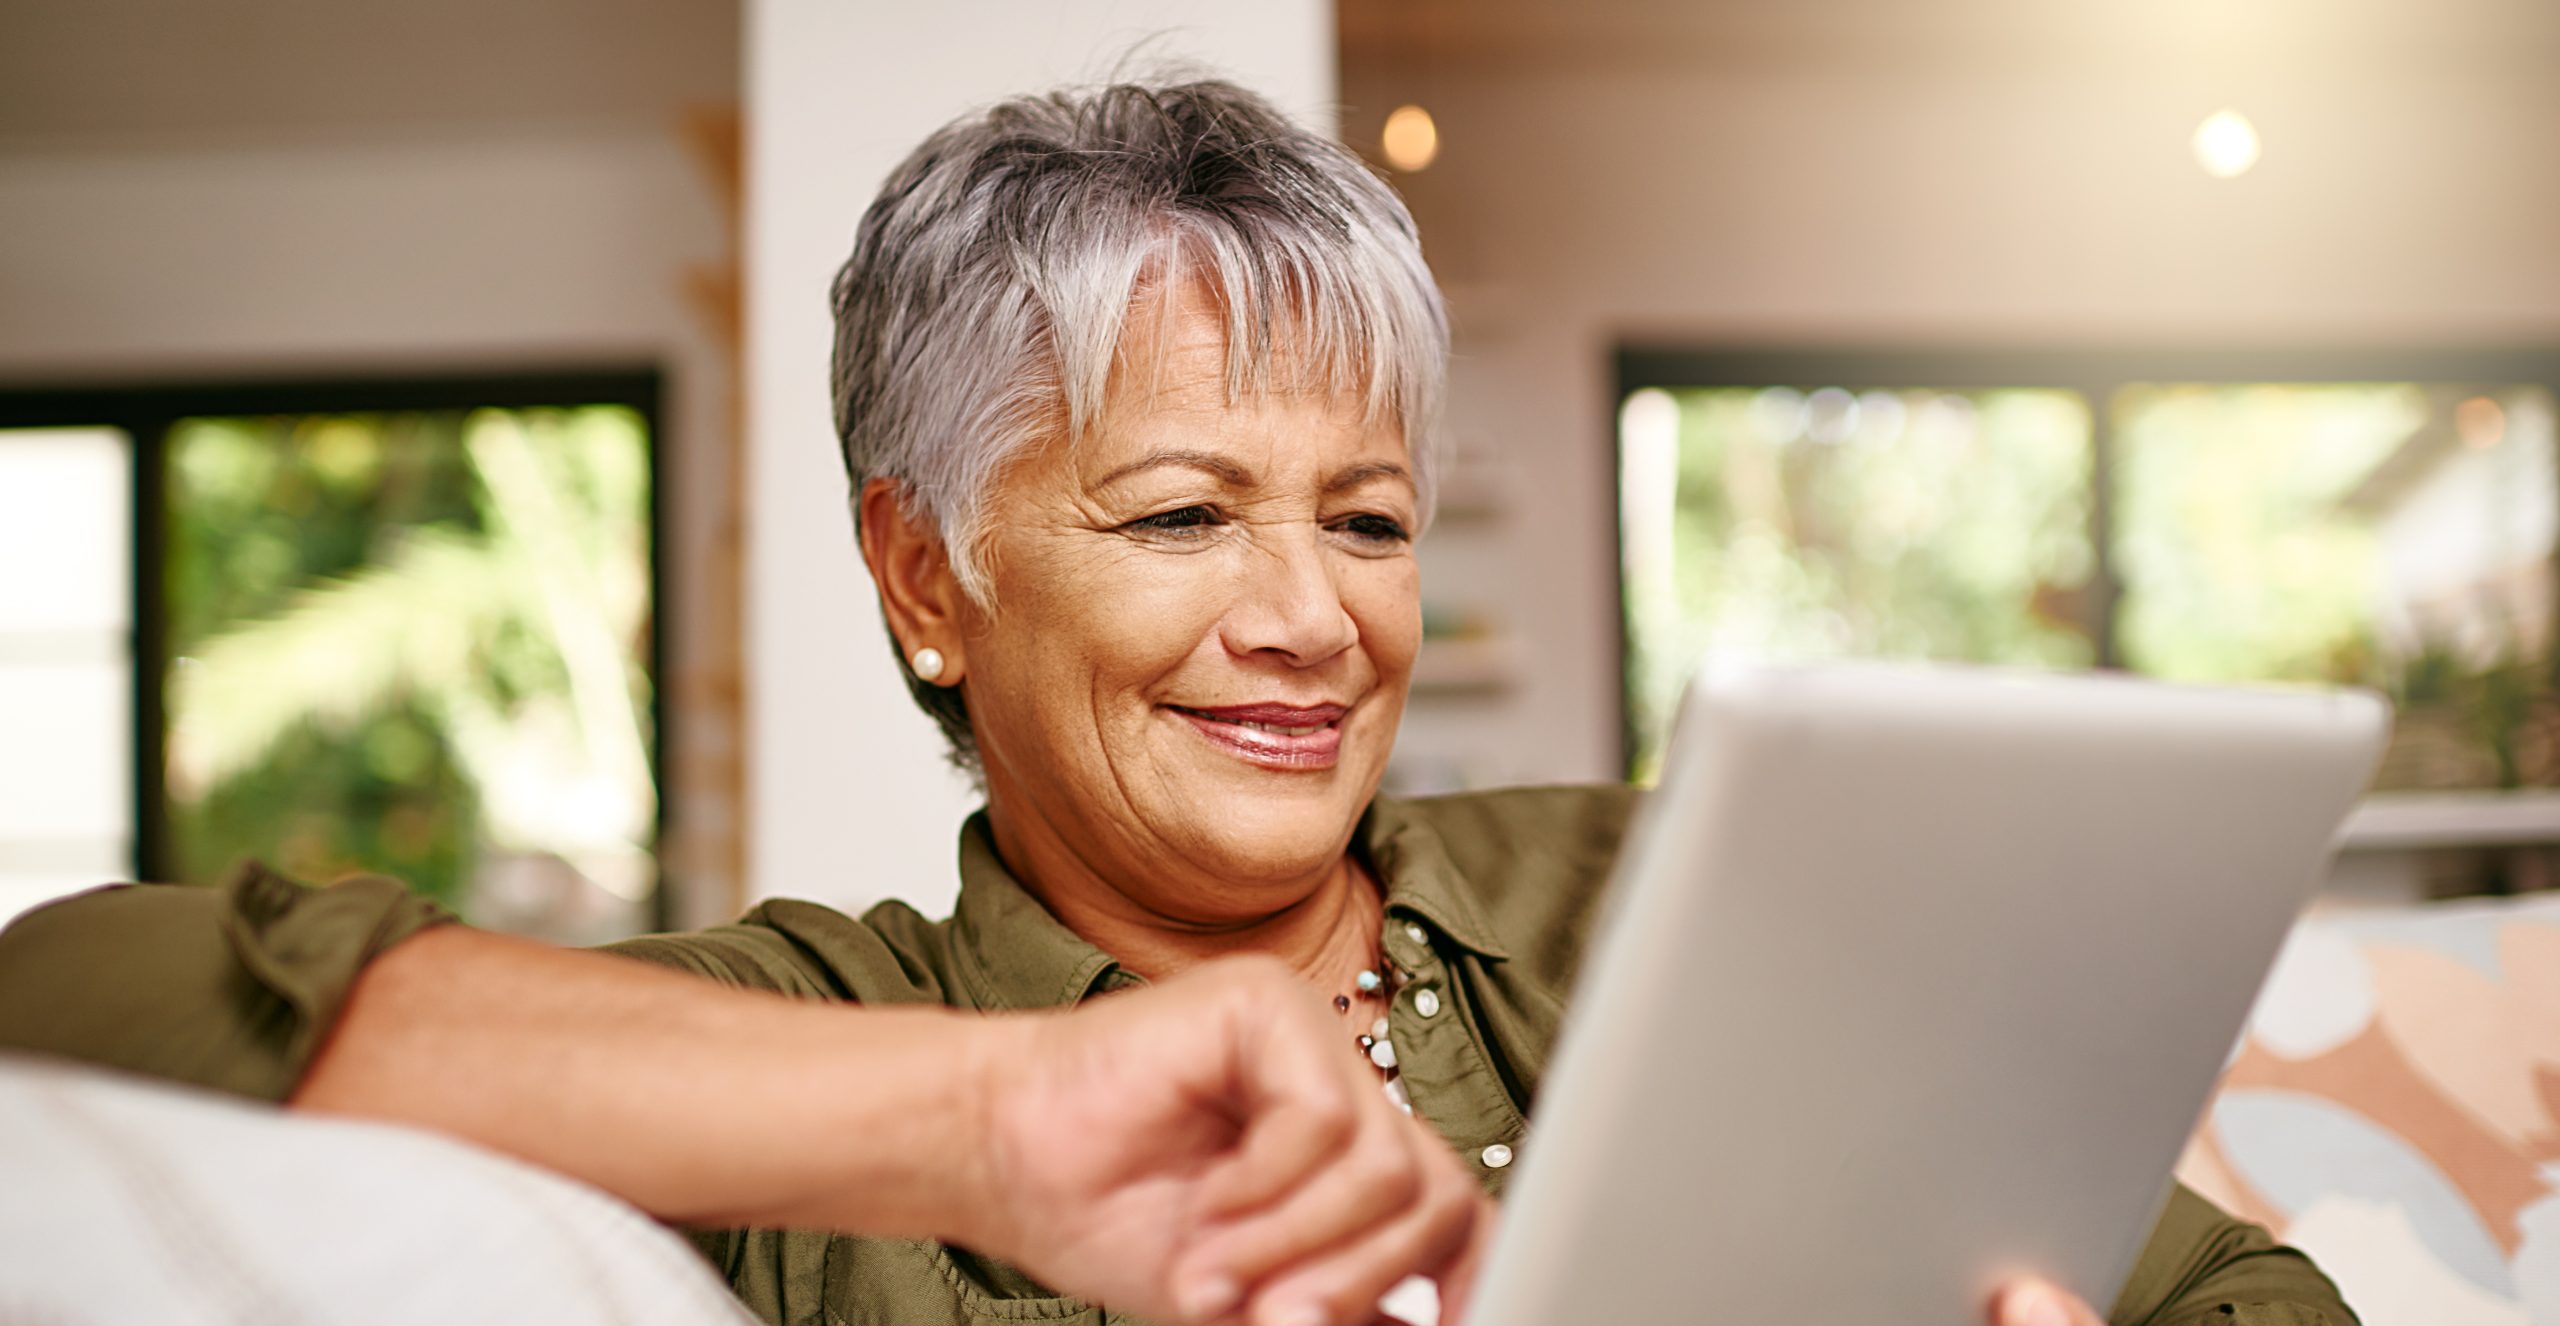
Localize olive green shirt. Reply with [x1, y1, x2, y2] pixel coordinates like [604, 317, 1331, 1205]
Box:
[0, 784, 2355, 1326]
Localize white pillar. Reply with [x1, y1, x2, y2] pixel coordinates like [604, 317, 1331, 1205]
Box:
[743, 2, 1336, 917]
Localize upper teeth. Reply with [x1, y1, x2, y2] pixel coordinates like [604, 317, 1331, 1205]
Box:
[1234, 719, 1325, 737]
[1186, 708, 1328, 736]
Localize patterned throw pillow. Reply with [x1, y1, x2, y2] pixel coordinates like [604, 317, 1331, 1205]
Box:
[2176, 894, 2560, 1326]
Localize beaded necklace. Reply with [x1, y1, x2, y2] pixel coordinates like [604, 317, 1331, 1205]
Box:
[1322, 870, 1417, 1112]
[1335, 947, 1415, 1113]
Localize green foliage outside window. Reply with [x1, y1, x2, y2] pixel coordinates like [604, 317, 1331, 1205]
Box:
[162, 407, 655, 915]
[2111, 384, 2416, 686]
[1621, 386, 2096, 782]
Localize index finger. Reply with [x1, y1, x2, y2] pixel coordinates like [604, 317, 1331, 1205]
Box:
[1188, 969, 1379, 1221]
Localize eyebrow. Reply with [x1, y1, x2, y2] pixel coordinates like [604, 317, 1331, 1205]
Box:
[1322, 461, 1413, 496]
[1091, 450, 1255, 490]
[1088, 451, 1415, 496]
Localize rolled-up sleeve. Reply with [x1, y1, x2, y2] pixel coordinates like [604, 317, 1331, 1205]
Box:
[2111, 1183, 2360, 1326]
[0, 863, 451, 1102]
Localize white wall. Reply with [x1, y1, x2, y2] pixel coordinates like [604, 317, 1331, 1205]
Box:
[0, 133, 718, 375]
[744, 0, 1336, 917]
[1348, 1, 2560, 790]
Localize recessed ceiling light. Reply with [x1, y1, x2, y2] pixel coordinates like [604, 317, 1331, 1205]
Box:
[2456, 396, 2506, 450]
[2193, 109, 2261, 180]
[1382, 104, 1439, 173]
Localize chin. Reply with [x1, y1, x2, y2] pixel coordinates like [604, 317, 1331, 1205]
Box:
[1170, 779, 1374, 888]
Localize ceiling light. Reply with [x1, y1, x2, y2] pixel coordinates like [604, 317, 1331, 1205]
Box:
[2193, 109, 2261, 180]
[2456, 396, 2506, 450]
[1382, 104, 1439, 173]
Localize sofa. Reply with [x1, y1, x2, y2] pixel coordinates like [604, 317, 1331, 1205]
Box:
[2175, 892, 2560, 1325]
[4, 891, 2553, 1325]
[0, 1052, 754, 1325]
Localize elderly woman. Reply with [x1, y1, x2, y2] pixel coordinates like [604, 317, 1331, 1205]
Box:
[0, 80, 2351, 1326]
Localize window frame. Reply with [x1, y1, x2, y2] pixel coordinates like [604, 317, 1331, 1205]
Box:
[0, 368, 668, 922]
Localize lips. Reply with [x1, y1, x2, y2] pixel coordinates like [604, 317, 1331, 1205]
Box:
[1168, 702, 1348, 770]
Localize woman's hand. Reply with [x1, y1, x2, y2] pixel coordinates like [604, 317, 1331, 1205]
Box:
[960, 957, 1492, 1326]
[1991, 1278, 2108, 1326]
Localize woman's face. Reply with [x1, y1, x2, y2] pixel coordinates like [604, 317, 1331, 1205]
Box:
[959, 284, 1422, 922]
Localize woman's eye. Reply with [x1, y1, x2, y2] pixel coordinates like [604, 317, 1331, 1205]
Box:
[1129, 505, 1222, 535]
[1337, 513, 1411, 545]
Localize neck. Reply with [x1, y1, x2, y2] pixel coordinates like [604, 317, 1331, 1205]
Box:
[983, 804, 1381, 991]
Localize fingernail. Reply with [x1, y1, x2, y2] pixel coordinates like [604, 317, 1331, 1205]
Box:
[2009, 1285, 2070, 1326]
[1181, 1273, 1240, 1321]
[1260, 1303, 1327, 1326]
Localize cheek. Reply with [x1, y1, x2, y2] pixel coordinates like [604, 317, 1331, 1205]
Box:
[1345, 557, 1424, 674]
[974, 538, 1233, 715]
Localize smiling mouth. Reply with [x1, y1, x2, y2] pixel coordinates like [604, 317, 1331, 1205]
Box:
[1167, 703, 1348, 770]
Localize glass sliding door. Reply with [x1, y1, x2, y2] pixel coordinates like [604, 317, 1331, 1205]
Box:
[0, 427, 134, 925]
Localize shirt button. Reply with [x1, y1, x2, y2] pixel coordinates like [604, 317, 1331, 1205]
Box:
[1480, 1144, 1513, 1170]
[1403, 922, 1427, 944]
[1414, 989, 1442, 1018]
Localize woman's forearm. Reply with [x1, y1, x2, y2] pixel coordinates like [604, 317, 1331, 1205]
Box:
[292, 924, 1011, 1238]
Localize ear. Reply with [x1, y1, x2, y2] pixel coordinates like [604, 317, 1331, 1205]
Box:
[857, 477, 972, 687]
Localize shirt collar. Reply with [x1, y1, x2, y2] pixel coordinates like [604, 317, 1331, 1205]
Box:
[1360, 796, 1513, 961]
[946, 796, 1512, 1012]
[948, 812, 1125, 1011]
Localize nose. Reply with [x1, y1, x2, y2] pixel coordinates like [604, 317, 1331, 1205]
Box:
[1220, 524, 1359, 667]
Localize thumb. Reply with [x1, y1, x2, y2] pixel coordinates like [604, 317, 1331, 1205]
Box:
[1991, 1279, 2108, 1326]
[1433, 1207, 1492, 1325]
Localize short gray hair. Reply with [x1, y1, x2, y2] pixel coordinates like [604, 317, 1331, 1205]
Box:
[829, 77, 1450, 769]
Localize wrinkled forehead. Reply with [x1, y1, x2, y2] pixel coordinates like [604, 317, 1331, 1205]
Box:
[1008, 221, 1439, 519]
[989, 276, 1415, 507]
[1098, 275, 1376, 430]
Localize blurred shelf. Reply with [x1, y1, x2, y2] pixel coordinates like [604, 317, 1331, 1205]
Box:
[1429, 492, 1508, 524]
[1430, 446, 1511, 524]
[2338, 790, 2560, 851]
[1409, 637, 1517, 695]
[1438, 281, 1523, 345]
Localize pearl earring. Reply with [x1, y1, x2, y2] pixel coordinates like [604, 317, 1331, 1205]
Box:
[911, 647, 945, 683]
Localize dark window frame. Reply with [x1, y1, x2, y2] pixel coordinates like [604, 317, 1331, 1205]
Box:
[0, 367, 669, 925]
[1610, 345, 2560, 777]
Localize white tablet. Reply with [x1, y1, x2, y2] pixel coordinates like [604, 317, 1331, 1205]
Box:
[1470, 661, 2389, 1325]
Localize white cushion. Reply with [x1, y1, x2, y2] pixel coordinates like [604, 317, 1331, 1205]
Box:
[0, 1053, 756, 1325]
